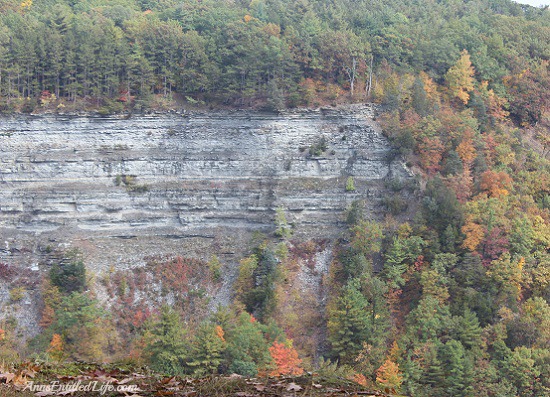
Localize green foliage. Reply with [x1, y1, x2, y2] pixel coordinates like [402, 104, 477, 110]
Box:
[208, 255, 222, 281]
[338, 248, 370, 281]
[327, 277, 390, 367]
[6, 0, 550, 391]
[0, 0, 546, 113]
[187, 322, 226, 376]
[346, 200, 364, 226]
[328, 278, 371, 364]
[36, 292, 115, 362]
[146, 306, 191, 375]
[315, 357, 355, 383]
[309, 137, 328, 157]
[382, 194, 408, 215]
[438, 340, 474, 397]
[265, 79, 285, 112]
[405, 295, 453, 344]
[350, 220, 383, 259]
[383, 235, 424, 288]
[49, 260, 86, 294]
[224, 312, 275, 376]
[274, 206, 292, 239]
[422, 177, 464, 239]
[237, 245, 281, 322]
[454, 309, 483, 351]
[9, 287, 25, 302]
[345, 176, 355, 192]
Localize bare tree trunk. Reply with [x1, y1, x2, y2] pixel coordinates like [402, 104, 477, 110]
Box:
[366, 55, 373, 100]
[344, 57, 357, 97]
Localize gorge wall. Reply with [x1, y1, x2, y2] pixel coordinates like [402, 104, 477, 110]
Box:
[0, 104, 411, 271]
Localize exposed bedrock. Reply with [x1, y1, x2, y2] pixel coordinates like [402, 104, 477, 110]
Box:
[0, 104, 412, 271]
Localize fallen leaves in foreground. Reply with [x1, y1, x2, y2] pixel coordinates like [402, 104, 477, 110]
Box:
[0, 362, 402, 396]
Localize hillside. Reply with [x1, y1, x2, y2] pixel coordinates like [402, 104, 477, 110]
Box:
[0, 0, 549, 396]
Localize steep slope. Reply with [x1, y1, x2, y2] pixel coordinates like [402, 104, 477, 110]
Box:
[0, 105, 411, 272]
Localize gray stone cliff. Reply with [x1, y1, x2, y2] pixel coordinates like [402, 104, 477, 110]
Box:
[0, 104, 411, 271]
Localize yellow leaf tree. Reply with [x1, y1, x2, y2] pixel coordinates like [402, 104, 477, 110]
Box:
[376, 357, 403, 391]
[47, 334, 64, 362]
[461, 221, 485, 252]
[445, 50, 475, 104]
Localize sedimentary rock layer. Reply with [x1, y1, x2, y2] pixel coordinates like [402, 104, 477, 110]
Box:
[0, 105, 410, 270]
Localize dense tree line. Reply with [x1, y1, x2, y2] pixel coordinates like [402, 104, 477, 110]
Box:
[322, 41, 549, 396]
[0, 0, 548, 113]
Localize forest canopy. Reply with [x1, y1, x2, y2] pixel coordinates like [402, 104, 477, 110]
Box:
[0, 0, 548, 115]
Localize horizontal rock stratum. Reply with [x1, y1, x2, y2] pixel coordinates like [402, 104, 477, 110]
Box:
[0, 105, 411, 271]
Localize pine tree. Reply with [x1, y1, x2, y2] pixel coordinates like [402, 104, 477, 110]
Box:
[327, 278, 370, 364]
[456, 309, 482, 350]
[346, 176, 356, 192]
[225, 313, 274, 377]
[146, 306, 191, 375]
[439, 340, 474, 397]
[274, 206, 292, 238]
[187, 322, 226, 376]
[383, 235, 424, 288]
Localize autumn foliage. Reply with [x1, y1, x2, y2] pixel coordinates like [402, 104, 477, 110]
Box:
[47, 334, 64, 362]
[445, 50, 475, 104]
[268, 341, 304, 377]
[479, 170, 513, 198]
[376, 358, 403, 390]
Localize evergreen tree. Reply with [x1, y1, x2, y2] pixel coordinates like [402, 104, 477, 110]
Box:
[383, 235, 424, 288]
[439, 340, 474, 397]
[455, 309, 482, 351]
[146, 306, 191, 375]
[224, 312, 274, 376]
[327, 278, 370, 364]
[187, 322, 226, 376]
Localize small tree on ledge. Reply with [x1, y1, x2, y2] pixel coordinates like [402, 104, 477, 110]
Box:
[346, 176, 356, 192]
[274, 206, 293, 239]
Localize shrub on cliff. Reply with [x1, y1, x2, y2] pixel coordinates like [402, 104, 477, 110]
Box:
[49, 261, 86, 294]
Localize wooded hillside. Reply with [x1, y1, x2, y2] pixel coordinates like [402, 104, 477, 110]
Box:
[1, 0, 549, 396]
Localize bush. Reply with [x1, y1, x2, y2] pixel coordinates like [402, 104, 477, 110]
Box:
[50, 261, 86, 294]
[9, 287, 26, 302]
[346, 200, 364, 226]
[274, 207, 293, 239]
[382, 195, 408, 215]
[309, 137, 328, 156]
[208, 256, 222, 281]
[346, 176, 356, 192]
[117, 175, 149, 193]
[98, 98, 125, 115]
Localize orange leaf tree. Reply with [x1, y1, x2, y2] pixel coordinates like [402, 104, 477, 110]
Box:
[268, 341, 304, 376]
[47, 333, 64, 362]
[479, 170, 513, 198]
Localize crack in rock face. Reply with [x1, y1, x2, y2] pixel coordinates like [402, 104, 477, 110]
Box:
[0, 105, 411, 272]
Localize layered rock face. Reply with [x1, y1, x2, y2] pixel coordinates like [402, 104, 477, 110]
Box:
[0, 105, 411, 271]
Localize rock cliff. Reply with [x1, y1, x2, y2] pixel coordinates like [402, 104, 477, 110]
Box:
[0, 105, 411, 272]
